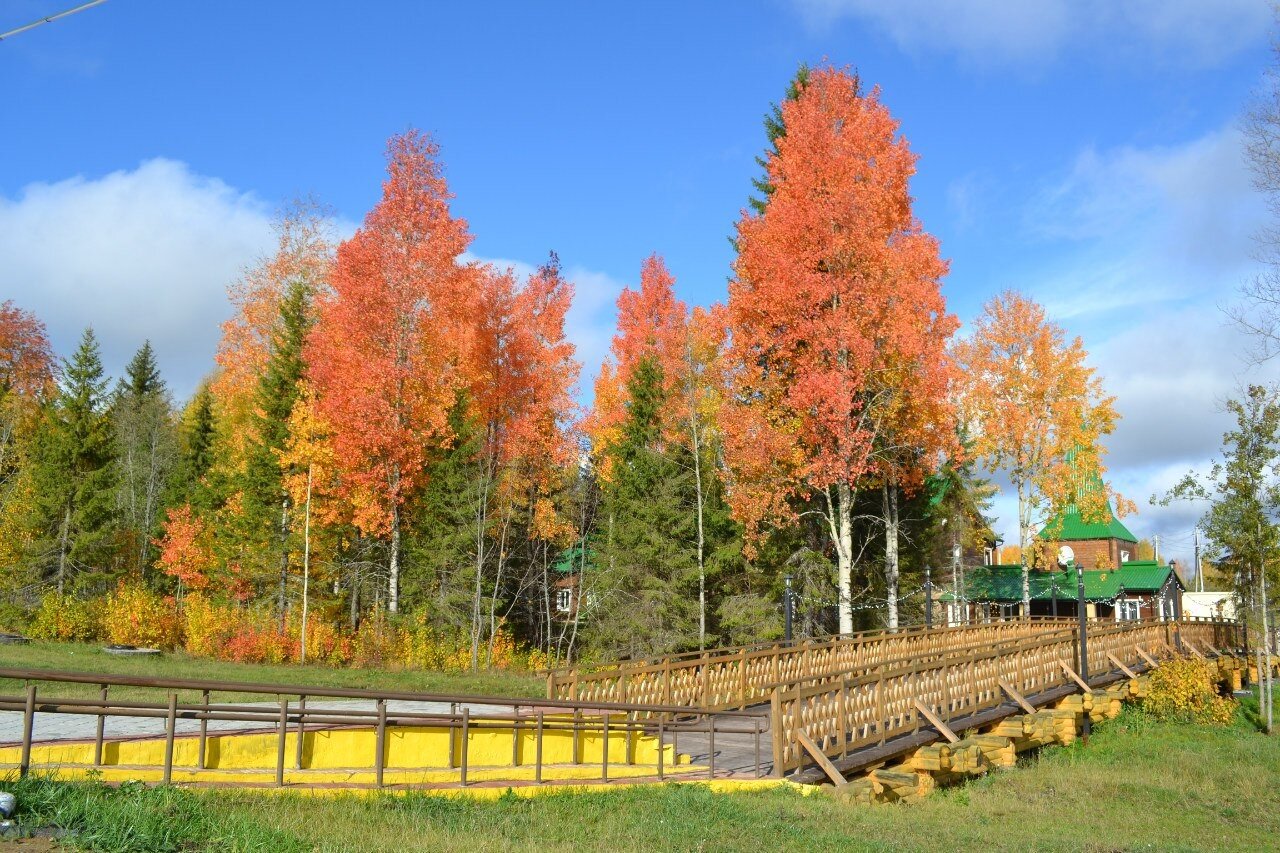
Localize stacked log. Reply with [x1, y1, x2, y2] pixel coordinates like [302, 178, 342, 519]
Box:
[910, 743, 951, 773]
[970, 734, 1017, 768]
[829, 765, 935, 806]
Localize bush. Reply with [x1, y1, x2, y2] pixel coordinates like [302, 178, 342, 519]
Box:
[1142, 657, 1236, 725]
[28, 591, 100, 642]
[101, 581, 182, 649]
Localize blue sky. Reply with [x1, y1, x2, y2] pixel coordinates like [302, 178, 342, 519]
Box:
[2, 0, 1276, 566]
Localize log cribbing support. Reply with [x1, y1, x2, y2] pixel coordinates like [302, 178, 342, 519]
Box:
[1106, 653, 1138, 680]
[998, 680, 1036, 715]
[1059, 661, 1090, 692]
[912, 699, 959, 743]
[795, 729, 846, 787]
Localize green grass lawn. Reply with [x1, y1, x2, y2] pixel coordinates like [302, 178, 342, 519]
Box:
[3, 688, 1279, 852]
[0, 640, 544, 704]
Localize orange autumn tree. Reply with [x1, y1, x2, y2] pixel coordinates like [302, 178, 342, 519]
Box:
[586, 254, 688, 473]
[721, 67, 956, 632]
[464, 256, 579, 667]
[307, 131, 476, 614]
[0, 301, 57, 584]
[952, 291, 1125, 612]
[213, 202, 334, 468]
[154, 504, 216, 593]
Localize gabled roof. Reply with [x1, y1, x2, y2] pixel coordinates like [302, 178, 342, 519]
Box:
[553, 543, 596, 575]
[939, 561, 1179, 603]
[1037, 444, 1137, 543]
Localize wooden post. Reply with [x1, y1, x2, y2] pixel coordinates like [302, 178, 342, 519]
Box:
[794, 729, 845, 787]
[912, 698, 959, 743]
[1107, 652, 1138, 680]
[999, 679, 1036, 715]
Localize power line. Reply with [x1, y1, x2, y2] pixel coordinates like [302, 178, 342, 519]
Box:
[0, 0, 109, 43]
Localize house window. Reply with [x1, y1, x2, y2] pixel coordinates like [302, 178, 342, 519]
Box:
[556, 588, 572, 613]
[1118, 599, 1140, 621]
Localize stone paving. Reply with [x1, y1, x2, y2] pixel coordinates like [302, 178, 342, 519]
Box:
[0, 699, 512, 746]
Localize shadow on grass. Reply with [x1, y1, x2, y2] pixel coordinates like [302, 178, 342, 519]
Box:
[1236, 683, 1280, 732]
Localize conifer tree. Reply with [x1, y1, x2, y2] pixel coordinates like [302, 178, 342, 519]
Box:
[112, 341, 178, 575]
[28, 328, 116, 593]
[242, 277, 315, 616]
[592, 356, 698, 657]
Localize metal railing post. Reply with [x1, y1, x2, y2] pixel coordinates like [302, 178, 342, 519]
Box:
[19, 684, 35, 779]
[94, 684, 107, 766]
[163, 692, 177, 785]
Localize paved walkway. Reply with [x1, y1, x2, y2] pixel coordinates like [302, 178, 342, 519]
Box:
[0, 699, 512, 746]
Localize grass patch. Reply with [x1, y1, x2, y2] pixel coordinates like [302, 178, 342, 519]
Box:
[0, 773, 306, 852]
[4, 702, 1279, 851]
[0, 641, 543, 704]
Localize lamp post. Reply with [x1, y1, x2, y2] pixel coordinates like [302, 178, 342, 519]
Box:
[1075, 560, 1091, 744]
[783, 574, 794, 643]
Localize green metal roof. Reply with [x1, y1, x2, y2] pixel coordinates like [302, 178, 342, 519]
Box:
[553, 543, 595, 574]
[939, 561, 1177, 603]
[1036, 443, 1137, 543]
[1037, 507, 1137, 543]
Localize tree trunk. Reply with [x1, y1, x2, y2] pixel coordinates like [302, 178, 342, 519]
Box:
[278, 498, 290, 630]
[834, 481, 854, 636]
[57, 504, 71, 595]
[691, 413, 707, 650]
[882, 483, 900, 630]
[388, 501, 400, 615]
[1017, 480, 1031, 616]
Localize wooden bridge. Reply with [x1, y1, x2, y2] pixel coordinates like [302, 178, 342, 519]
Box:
[549, 616, 1246, 785]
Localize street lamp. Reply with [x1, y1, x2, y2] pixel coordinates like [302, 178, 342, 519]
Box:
[1075, 559, 1091, 744]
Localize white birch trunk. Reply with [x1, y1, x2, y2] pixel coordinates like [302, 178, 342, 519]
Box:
[883, 483, 900, 630]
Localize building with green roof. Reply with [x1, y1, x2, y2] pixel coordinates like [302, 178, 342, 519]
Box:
[938, 560, 1184, 622]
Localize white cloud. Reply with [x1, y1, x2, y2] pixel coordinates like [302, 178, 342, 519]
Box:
[794, 0, 1270, 67]
[981, 124, 1277, 571]
[0, 161, 628, 407]
[0, 159, 275, 400]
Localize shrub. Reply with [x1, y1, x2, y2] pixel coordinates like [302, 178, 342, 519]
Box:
[28, 591, 100, 642]
[101, 581, 182, 649]
[1142, 656, 1236, 725]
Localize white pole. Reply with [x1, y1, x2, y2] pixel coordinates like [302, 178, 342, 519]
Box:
[300, 463, 313, 665]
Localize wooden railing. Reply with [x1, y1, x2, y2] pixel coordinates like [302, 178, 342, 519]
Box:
[768, 618, 1243, 775]
[548, 618, 1078, 710]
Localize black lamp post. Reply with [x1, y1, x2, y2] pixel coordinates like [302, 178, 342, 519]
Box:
[1075, 560, 1091, 743]
[783, 574, 794, 643]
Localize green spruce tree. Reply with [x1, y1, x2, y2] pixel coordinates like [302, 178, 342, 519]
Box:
[112, 341, 178, 576]
[591, 356, 698, 657]
[27, 328, 116, 593]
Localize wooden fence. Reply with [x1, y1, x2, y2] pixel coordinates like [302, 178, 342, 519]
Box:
[768, 618, 1243, 775]
[548, 619, 1078, 710]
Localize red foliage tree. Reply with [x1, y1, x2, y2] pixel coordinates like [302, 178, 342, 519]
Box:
[721, 67, 957, 631]
[307, 131, 477, 613]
